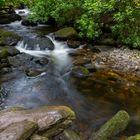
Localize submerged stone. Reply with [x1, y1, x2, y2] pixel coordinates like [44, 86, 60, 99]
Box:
[71, 66, 90, 78]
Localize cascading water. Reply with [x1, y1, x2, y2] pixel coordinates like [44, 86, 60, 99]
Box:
[15, 9, 30, 17]
[1, 10, 139, 140]
[16, 35, 71, 70]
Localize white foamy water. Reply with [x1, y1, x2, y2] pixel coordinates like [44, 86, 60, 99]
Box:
[15, 9, 30, 16]
[16, 36, 71, 69]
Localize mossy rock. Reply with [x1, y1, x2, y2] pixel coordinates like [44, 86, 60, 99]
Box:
[128, 134, 140, 140]
[0, 29, 21, 46]
[71, 66, 90, 78]
[100, 38, 116, 46]
[31, 134, 48, 140]
[55, 27, 78, 40]
[0, 48, 9, 59]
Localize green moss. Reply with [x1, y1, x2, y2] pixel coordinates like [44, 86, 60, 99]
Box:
[0, 48, 9, 58]
[55, 27, 78, 39]
[0, 29, 21, 46]
[128, 134, 140, 140]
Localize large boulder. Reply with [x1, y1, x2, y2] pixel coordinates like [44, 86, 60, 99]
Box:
[0, 120, 38, 140]
[0, 14, 21, 24]
[22, 36, 54, 50]
[0, 29, 21, 46]
[55, 27, 78, 40]
[0, 106, 76, 138]
[21, 19, 37, 26]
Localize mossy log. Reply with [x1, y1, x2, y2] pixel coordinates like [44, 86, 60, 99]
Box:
[90, 110, 130, 140]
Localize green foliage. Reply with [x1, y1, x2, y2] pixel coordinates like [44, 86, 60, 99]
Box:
[29, 0, 83, 25]
[77, 0, 140, 48]
[1, 0, 139, 48]
[0, 0, 31, 8]
[29, 0, 140, 48]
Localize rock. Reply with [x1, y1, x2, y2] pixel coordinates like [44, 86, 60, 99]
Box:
[0, 106, 76, 136]
[0, 120, 38, 140]
[67, 40, 81, 48]
[8, 14, 21, 22]
[84, 63, 96, 72]
[18, 11, 25, 14]
[55, 27, 78, 40]
[0, 48, 9, 59]
[21, 19, 37, 26]
[100, 38, 116, 46]
[0, 14, 21, 24]
[46, 16, 57, 26]
[31, 134, 48, 140]
[0, 29, 21, 46]
[22, 36, 54, 50]
[128, 134, 140, 140]
[0, 67, 12, 74]
[71, 66, 90, 78]
[90, 110, 130, 140]
[25, 69, 45, 77]
[72, 56, 91, 65]
[58, 130, 83, 140]
[91, 45, 113, 52]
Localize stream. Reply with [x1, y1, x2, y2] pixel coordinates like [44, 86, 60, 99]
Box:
[0, 9, 140, 140]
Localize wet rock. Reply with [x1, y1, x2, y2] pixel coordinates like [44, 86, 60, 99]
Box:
[73, 56, 91, 66]
[92, 45, 113, 52]
[8, 14, 21, 22]
[21, 19, 37, 26]
[25, 69, 45, 77]
[0, 106, 76, 136]
[31, 134, 48, 140]
[55, 27, 78, 40]
[0, 48, 9, 59]
[128, 134, 140, 140]
[0, 120, 38, 140]
[0, 14, 21, 24]
[100, 38, 116, 46]
[71, 66, 90, 78]
[23, 36, 54, 50]
[0, 67, 12, 74]
[90, 110, 130, 140]
[57, 130, 83, 140]
[67, 40, 81, 48]
[84, 63, 96, 72]
[18, 11, 25, 14]
[34, 58, 49, 66]
[0, 29, 21, 46]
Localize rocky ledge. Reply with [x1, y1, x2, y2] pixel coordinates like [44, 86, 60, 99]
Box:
[0, 106, 75, 140]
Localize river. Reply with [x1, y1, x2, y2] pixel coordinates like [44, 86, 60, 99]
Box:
[0, 9, 140, 140]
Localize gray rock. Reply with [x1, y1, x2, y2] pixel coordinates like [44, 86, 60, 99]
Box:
[31, 134, 48, 140]
[0, 120, 38, 140]
[0, 106, 76, 135]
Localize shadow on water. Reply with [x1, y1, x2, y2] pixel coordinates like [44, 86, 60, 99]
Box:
[0, 19, 140, 139]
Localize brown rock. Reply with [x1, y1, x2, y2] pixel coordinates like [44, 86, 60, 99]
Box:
[0, 120, 38, 140]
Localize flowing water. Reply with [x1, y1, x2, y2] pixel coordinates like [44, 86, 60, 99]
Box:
[0, 10, 140, 139]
